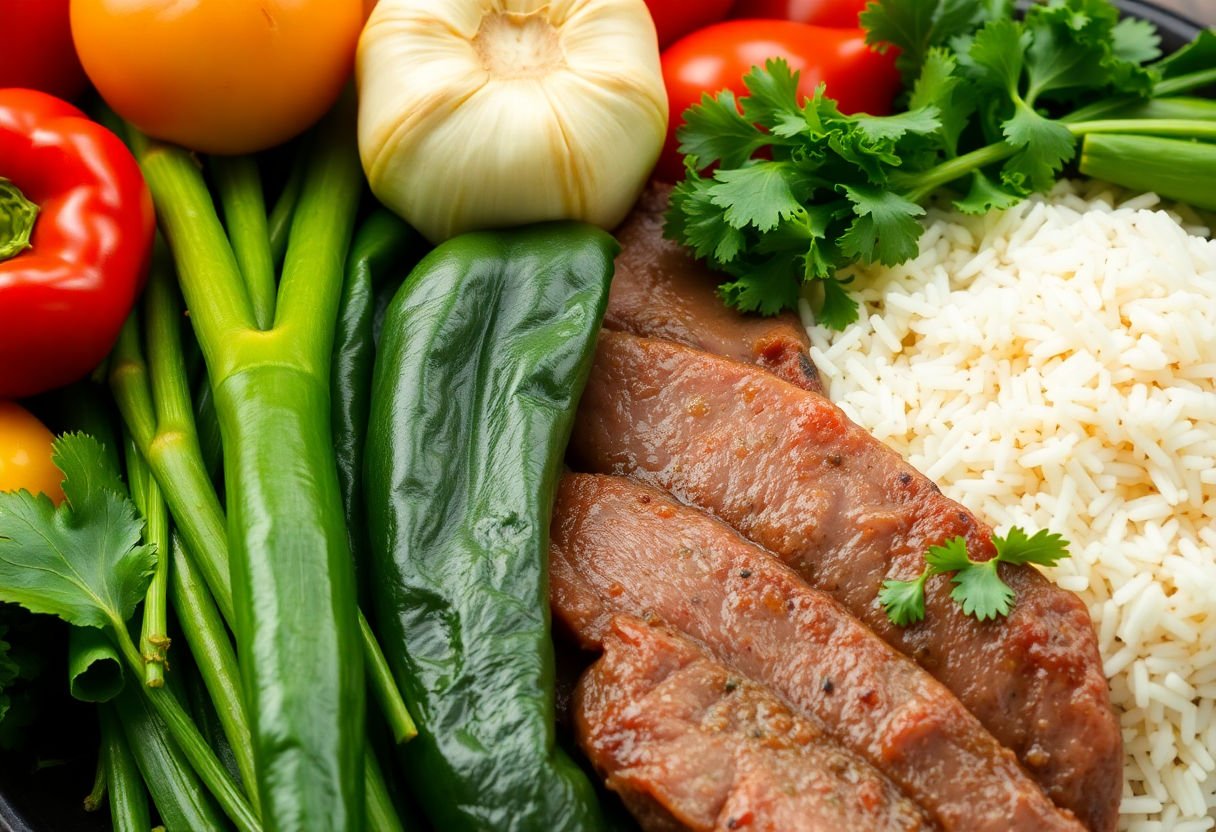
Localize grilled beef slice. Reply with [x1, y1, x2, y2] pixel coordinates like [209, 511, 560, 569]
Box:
[569, 331, 1121, 832]
[576, 614, 934, 832]
[608, 183, 823, 394]
[551, 473, 1084, 832]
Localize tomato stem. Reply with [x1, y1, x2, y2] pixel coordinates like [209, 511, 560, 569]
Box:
[0, 177, 38, 261]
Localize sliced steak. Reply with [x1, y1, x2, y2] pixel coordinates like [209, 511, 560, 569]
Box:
[576, 614, 934, 832]
[569, 331, 1121, 832]
[551, 473, 1084, 832]
[609, 183, 823, 394]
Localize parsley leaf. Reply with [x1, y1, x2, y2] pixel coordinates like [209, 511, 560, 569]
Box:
[710, 164, 804, 232]
[879, 571, 930, 627]
[880, 526, 1071, 625]
[949, 559, 1015, 621]
[992, 527, 1070, 566]
[0, 433, 156, 634]
[924, 536, 971, 572]
[1001, 101, 1077, 191]
[954, 170, 1023, 214]
[677, 91, 766, 170]
[839, 185, 925, 266]
[862, 0, 988, 81]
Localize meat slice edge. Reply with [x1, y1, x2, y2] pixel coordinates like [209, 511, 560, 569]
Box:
[608, 183, 823, 394]
[569, 330, 1122, 832]
[576, 614, 934, 832]
[552, 472, 1084, 832]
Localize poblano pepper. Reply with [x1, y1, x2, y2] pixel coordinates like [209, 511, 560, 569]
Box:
[365, 222, 617, 832]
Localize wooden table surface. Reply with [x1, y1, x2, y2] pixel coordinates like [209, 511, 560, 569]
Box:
[1157, 0, 1213, 25]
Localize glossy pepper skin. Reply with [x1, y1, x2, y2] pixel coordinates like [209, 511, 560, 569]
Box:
[365, 223, 617, 832]
[332, 208, 422, 600]
[0, 89, 154, 398]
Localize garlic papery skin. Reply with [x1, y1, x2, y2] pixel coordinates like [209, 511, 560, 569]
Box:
[357, 0, 668, 243]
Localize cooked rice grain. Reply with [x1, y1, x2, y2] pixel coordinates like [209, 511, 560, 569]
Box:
[802, 181, 1216, 831]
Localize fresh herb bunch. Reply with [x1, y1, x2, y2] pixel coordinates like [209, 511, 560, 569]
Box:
[880, 527, 1070, 625]
[665, 0, 1216, 327]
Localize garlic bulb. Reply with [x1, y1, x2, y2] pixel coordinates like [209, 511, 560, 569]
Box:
[357, 0, 667, 243]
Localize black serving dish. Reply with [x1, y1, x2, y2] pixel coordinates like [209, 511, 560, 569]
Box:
[0, 1, 1207, 830]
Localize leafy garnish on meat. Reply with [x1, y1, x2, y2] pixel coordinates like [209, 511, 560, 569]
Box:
[881, 528, 1070, 624]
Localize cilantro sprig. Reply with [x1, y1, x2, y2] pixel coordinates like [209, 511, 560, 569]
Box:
[880, 527, 1070, 625]
[665, 0, 1216, 326]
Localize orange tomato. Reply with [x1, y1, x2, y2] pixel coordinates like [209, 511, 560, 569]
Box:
[0, 402, 64, 504]
[70, 0, 363, 154]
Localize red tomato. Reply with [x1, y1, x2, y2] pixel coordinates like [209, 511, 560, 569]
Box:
[0, 0, 88, 99]
[731, 0, 870, 28]
[657, 20, 900, 181]
[644, 0, 736, 47]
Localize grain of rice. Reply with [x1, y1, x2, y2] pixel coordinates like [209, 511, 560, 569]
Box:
[803, 180, 1216, 830]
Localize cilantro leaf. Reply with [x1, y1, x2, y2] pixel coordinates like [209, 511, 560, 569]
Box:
[740, 59, 807, 139]
[710, 164, 804, 232]
[818, 278, 860, 330]
[0, 434, 155, 633]
[954, 170, 1021, 214]
[1111, 17, 1161, 65]
[862, 0, 987, 81]
[949, 559, 1015, 621]
[1022, 8, 1113, 104]
[677, 90, 767, 170]
[879, 571, 930, 627]
[924, 536, 971, 572]
[992, 527, 1070, 567]
[968, 18, 1028, 95]
[718, 256, 802, 316]
[1001, 101, 1076, 191]
[839, 185, 925, 266]
[853, 107, 943, 143]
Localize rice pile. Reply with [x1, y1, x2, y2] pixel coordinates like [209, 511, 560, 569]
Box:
[801, 180, 1216, 831]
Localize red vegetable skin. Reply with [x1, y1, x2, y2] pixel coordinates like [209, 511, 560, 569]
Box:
[0, 89, 154, 398]
[644, 0, 736, 48]
[0, 0, 89, 99]
[656, 20, 900, 181]
[731, 0, 870, 27]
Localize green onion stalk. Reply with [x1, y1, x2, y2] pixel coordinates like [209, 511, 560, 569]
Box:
[124, 98, 412, 831]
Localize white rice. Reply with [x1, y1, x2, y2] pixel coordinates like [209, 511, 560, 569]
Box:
[801, 180, 1216, 831]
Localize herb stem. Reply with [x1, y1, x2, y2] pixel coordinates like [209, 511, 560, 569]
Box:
[898, 142, 1017, 203]
[1155, 67, 1216, 98]
[1068, 118, 1216, 139]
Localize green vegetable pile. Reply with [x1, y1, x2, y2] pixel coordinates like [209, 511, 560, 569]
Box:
[0, 99, 616, 830]
[667, 0, 1216, 326]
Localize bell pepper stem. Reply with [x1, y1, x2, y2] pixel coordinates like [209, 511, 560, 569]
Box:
[211, 156, 277, 330]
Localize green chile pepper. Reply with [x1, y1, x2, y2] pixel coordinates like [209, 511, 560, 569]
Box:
[333, 208, 423, 595]
[365, 223, 617, 831]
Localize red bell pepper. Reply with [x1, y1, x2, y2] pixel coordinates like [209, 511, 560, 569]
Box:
[0, 88, 154, 398]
